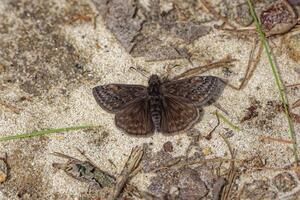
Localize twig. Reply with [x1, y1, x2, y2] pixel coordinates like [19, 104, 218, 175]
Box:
[215, 111, 241, 132]
[109, 146, 144, 200]
[290, 112, 300, 123]
[219, 133, 237, 200]
[93, 14, 99, 29]
[246, 164, 300, 173]
[292, 99, 300, 109]
[237, 184, 245, 200]
[225, 39, 263, 90]
[259, 136, 294, 144]
[173, 55, 237, 80]
[286, 83, 300, 88]
[151, 157, 183, 172]
[152, 158, 245, 172]
[239, 40, 263, 89]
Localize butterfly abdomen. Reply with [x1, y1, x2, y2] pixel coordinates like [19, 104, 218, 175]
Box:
[149, 96, 162, 131]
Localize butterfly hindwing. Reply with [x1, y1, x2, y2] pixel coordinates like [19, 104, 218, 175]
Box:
[160, 95, 200, 133]
[92, 84, 147, 113]
[162, 76, 221, 106]
[115, 98, 154, 135]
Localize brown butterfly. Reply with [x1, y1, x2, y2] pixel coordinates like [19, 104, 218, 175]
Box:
[92, 75, 222, 135]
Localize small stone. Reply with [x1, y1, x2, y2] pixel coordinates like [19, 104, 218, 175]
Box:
[240, 180, 277, 199]
[163, 141, 174, 152]
[226, 1, 253, 27]
[273, 172, 297, 192]
[168, 22, 211, 43]
[235, 3, 253, 26]
[177, 168, 208, 200]
[260, 0, 297, 36]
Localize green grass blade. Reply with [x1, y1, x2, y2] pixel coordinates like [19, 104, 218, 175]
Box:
[215, 111, 241, 132]
[0, 125, 99, 142]
[247, 0, 298, 163]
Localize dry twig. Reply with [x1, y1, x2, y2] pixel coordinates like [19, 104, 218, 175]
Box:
[109, 146, 144, 200]
[173, 55, 237, 80]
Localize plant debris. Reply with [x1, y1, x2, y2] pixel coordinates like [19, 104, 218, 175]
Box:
[240, 99, 282, 131]
[109, 145, 144, 200]
[52, 152, 116, 188]
[241, 99, 260, 122]
[0, 153, 8, 184]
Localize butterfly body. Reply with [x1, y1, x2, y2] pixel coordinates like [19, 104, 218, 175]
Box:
[147, 75, 163, 131]
[93, 74, 223, 135]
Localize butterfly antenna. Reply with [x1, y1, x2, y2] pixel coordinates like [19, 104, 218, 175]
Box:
[129, 67, 149, 78]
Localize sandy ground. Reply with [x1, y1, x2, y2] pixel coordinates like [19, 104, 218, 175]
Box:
[0, 0, 300, 199]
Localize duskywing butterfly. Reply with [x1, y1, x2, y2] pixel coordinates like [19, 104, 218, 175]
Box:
[93, 75, 222, 135]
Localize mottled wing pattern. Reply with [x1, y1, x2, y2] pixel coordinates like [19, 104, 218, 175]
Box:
[162, 76, 221, 106]
[161, 95, 200, 133]
[92, 84, 147, 113]
[115, 98, 154, 135]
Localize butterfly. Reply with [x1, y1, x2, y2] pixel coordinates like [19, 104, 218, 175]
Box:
[92, 74, 222, 135]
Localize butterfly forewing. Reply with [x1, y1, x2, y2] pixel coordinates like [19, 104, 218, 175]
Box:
[115, 98, 154, 135]
[92, 84, 147, 113]
[161, 95, 200, 133]
[162, 76, 221, 106]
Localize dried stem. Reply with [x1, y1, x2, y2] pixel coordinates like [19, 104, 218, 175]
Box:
[173, 55, 237, 80]
[109, 146, 144, 200]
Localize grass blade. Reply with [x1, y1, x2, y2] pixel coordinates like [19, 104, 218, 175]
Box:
[247, 0, 298, 163]
[0, 125, 99, 142]
[215, 111, 241, 132]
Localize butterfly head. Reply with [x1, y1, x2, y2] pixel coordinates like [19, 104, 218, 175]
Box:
[148, 74, 161, 84]
[148, 74, 162, 95]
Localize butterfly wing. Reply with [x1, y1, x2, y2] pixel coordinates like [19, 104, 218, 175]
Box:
[92, 84, 147, 113]
[115, 98, 154, 135]
[162, 76, 222, 106]
[160, 95, 200, 134]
